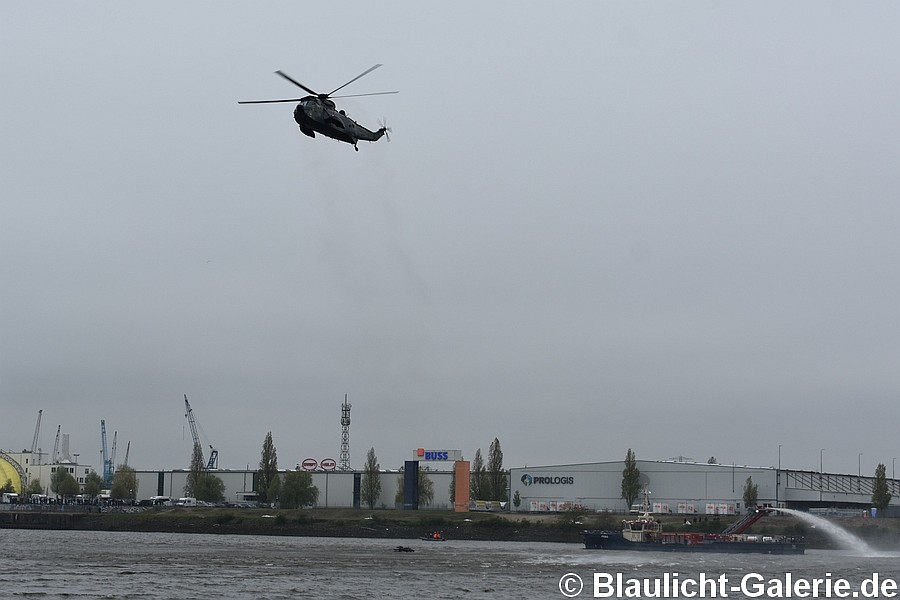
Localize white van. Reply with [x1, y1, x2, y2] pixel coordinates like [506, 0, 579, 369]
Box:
[176, 497, 197, 507]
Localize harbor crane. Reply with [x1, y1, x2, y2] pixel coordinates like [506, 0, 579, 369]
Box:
[184, 395, 218, 470]
[100, 420, 114, 485]
[51, 425, 61, 464]
[111, 431, 118, 471]
[31, 410, 43, 462]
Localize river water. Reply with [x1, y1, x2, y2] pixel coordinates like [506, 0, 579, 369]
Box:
[3, 530, 898, 599]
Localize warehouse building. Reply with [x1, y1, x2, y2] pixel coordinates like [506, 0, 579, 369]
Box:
[509, 459, 900, 514]
[133, 468, 455, 509]
[6, 448, 900, 515]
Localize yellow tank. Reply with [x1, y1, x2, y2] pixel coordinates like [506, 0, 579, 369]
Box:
[0, 455, 23, 493]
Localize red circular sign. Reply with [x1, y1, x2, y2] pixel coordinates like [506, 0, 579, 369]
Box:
[320, 458, 337, 470]
[301, 458, 318, 471]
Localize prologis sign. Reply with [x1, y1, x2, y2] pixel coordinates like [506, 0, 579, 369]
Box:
[414, 448, 463, 462]
[520, 473, 574, 486]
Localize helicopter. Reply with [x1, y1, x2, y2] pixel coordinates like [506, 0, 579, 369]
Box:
[239, 64, 397, 151]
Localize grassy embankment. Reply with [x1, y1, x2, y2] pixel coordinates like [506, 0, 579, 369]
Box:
[78, 508, 900, 549]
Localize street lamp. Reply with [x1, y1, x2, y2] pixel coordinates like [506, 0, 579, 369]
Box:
[776, 444, 782, 508]
[893, 458, 897, 496]
[858, 453, 863, 492]
[819, 448, 825, 501]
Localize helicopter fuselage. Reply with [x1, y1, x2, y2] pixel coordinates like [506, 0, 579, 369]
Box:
[239, 65, 394, 150]
[293, 96, 385, 149]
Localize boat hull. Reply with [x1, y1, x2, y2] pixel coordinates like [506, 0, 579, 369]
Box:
[582, 531, 805, 555]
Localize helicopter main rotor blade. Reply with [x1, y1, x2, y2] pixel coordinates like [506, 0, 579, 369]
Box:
[238, 98, 306, 104]
[274, 70, 319, 96]
[328, 63, 383, 97]
[330, 90, 399, 99]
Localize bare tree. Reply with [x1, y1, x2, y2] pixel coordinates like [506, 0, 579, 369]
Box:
[281, 470, 319, 508]
[395, 468, 434, 506]
[361, 447, 382, 509]
[257, 431, 280, 504]
[742, 476, 758, 508]
[872, 463, 892, 513]
[184, 442, 205, 498]
[487, 438, 507, 502]
[110, 465, 138, 501]
[621, 448, 641, 510]
[471, 448, 486, 501]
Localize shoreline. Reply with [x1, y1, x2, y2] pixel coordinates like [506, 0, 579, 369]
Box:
[1, 507, 584, 543]
[3, 507, 899, 549]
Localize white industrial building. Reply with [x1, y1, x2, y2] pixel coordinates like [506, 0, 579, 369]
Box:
[2, 450, 457, 509]
[133, 468, 456, 509]
[510, 459, 900, 514]
[6, 448, 900, 515]
[1, 450, 94, 498]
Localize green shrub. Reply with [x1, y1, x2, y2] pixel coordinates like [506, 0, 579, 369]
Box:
[214, 513, 236, 525]
[418, 516, 449, 527]
[293, 513, 313, 525]
[474, 517, 516, 530]
[593, 511, 619, 530]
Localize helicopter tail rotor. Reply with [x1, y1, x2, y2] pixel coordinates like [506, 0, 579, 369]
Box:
[378, 117, 392, 142]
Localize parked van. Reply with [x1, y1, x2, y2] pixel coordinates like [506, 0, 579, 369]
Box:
[176, 497, 197, 507]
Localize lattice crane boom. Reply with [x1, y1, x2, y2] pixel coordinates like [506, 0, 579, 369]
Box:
[111, 431, 117, 468]
[184, 394, 218, 470]
[31, 410, 43, 456]
[100, 420, 114, 485]
[52, 425, 61, 464]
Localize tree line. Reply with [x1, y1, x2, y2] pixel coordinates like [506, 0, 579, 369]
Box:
[1, 465, 139, 504]
[253, 431, 319, 508]
[360, 438, 508, 509]
[12, 438, 893, 513]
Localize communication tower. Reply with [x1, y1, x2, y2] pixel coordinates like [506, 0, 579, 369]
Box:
[339, 394, 351, 471]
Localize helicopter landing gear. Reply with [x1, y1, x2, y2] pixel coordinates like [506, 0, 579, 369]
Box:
[354, 144, 359, 151]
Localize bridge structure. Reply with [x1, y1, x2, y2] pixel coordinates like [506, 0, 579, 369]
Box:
[778, 468, 897, 510]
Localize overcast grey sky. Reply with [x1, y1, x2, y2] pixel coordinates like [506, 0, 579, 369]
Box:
[2, 2, 898, 477]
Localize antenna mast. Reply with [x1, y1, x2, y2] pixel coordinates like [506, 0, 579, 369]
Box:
[339, 394, 351, 471]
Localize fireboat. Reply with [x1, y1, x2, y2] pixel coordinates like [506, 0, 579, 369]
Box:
[581, 493, 804, 554]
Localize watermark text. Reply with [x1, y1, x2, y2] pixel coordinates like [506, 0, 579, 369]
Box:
[557, 572, 899, 598]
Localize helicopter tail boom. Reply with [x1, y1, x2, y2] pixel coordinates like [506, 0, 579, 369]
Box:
[355, 125, 387, 143]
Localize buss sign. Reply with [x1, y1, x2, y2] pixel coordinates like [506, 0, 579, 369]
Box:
[414, 448, 462, 461]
